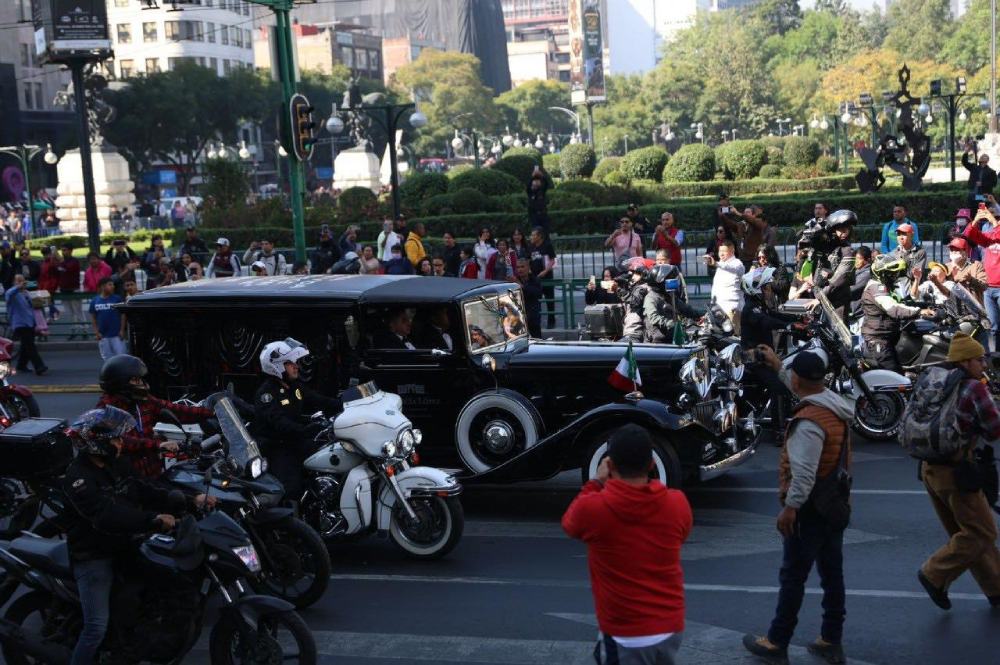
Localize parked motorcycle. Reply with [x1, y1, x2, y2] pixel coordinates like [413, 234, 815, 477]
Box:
[784, 291, 912, 441]
[0, 337, 39, 427]
[158, 394, 332, 610]
[298, 381, 464, 559]
[0, 511, 316, 664]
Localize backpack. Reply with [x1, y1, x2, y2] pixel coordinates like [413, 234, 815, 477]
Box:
[899, 366, 968, 461]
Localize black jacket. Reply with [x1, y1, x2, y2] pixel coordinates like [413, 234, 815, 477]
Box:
[963, 152, 998, 194]
[815, 243, 856, 311]
[178, 238, 209, 263]
[850, 265, 871, 314]
[740, 300, 799, 350]
[253, 376, 342, 444]
[518, 274, 543, 334]
[104, 247, 138, 273]
[63, 454, 175, 562]
[642, 289, 701, 343]
[417, 325, 453, 352]
[0, 253, 20, 290]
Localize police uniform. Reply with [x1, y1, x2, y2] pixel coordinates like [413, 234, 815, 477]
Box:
[860, 280, 923, 373]
[253, 376, 342, 499]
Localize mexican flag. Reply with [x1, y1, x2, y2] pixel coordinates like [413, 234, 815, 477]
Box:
[608, 341, 642, 391]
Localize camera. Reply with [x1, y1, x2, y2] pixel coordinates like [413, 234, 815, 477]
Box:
[797, 217, 833, 254]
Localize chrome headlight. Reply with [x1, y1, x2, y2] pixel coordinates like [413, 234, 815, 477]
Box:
[381, 441, 398, 458]
[718, 343, 745, 381]
[232, 545, 262, 573]
[680, 357, 711, 400]
[397, 428, 415, 454]
[412, 428, 423, 445]
[0, 361, 9, 380]
[713, 401, 737, 432]
[249, 457, 264, 479]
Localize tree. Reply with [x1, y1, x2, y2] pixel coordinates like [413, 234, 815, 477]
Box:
[884, 0, 955, 63]
[391, 49, 500, 156]
[749, 0, 803, 36]
[495, 80, 574, 137]
[941, 0, 992, 75]
[814, 0, 849, 14]
[102, 63, 274, 194]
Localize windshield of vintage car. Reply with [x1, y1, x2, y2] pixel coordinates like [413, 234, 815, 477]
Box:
[463, 290, 528, 353]
[213, 395, 262, 467]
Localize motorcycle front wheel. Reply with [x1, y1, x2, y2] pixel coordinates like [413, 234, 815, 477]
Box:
[209, 609, 316, 665]
[251, 517, 331, 610]
[853, 391, 907, 441]
[389, 496, 464, 559]
[1, 590, 70, 665]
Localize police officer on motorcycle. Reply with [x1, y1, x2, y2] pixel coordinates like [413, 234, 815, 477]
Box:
[642, 264, 702, 343]
[619, 260, 651, 342]
[860, 256, 936, 373]
[813, 209, 857, 318]
[64, 406, 214, 665]
[254, 338, 343, 499]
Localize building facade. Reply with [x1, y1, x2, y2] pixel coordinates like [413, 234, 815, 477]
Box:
[253, 22, 383, 82]
[105, 0, 256, 79]
[501, 0, 571, 84]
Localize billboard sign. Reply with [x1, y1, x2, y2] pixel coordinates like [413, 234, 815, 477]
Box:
[32, 0, 112, 63]
[568, 0, 606, 105]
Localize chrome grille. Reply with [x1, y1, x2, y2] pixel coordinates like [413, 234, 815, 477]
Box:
[692, 399, 720, 430]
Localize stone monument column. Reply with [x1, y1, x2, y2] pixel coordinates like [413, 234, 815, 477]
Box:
[55, 147, 135, 235]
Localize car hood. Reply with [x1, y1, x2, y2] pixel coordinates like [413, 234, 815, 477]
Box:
[506, 340, 696, 369]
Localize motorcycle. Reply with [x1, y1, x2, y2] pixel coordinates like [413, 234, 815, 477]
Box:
[0, 337, 39, 428]
[0, 510, 316, 664]
[0, 418, 74, 542]
[784, 291, 912, 441]
[895, 282, 991, 375]
[158, 395, 332, 611]
[298, 381, 465, 559]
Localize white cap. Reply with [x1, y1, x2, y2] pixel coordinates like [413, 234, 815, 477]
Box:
[216, 237, 230, 246]
[251, 260, 267, 271]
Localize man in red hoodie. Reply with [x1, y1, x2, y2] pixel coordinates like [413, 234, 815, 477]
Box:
[562, 424, 692, 664]
[965, 206, 1000, 351]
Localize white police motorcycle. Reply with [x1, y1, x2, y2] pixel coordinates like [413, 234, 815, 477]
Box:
[298, 382, 464, 559]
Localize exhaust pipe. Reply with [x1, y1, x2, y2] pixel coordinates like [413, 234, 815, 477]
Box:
[0, 618, 72, 664]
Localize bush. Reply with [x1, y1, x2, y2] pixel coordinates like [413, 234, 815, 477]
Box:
[501, 146, 543, 164]
[202, 158, 250, 209]
[659, 174, 855, 197]
[546, 191, 593, 211]
[542, 152, 562, 178]
[629, 179, 669, 203]
[560, 143, 597, 178]
[495, 192, 528, 213]
[662, 144, 716, 182]
[450, 188, 495, 214]
[448, 168, 523, 196]
[602, 184, 634, 206]
[556, 179, 608, 206]
[494, 154, 541, 185]
[765, 145, 784, 167]
[620, 146, 669, 182]
[420, 193, 456, 216]
[338, 187, 379, 224]
[758, 164, 782, 178]
[816, 155, 839, 174]
[446, 164, 474, 180]
[602, 170, 630, 188]
[717, 139, 767, 180]
[200, 198, 289, 230]
[399, 172, 449, 213]
[593, 156, 623, 182]
[783, 136, 821, 168]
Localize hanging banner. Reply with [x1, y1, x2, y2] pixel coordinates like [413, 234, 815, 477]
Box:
[568, 0, 606, 105]
[32, 0, 112, 63]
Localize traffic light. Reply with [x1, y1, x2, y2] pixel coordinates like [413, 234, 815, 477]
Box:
[929, 79, 942, 97]
[289, 93, 316, 161]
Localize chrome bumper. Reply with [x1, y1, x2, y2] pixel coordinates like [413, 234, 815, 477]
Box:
[698, 444, 756, 482]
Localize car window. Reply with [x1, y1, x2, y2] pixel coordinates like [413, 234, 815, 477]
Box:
[463, 289, 528, 354]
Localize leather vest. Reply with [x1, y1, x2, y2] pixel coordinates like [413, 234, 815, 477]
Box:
[778, 402, 850, 503]
[860, 281, 898, 338]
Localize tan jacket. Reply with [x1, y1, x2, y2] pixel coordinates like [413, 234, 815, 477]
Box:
[947, 259, 988, 303]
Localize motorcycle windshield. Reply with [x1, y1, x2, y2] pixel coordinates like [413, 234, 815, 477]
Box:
[949, 283, 987, 320]
[213, 396, 262, 471]
[815, 290, 853, 350]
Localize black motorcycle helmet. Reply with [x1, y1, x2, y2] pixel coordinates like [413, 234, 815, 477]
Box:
[71, 406, 137, 458]
[645, 263, 679, 290]
[826, 209, 858, 231]
[99, 354, 150, 401]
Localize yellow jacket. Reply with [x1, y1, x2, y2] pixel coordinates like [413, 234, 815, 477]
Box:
[405, 234, 426, 267]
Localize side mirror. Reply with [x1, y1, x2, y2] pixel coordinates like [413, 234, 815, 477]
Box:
[480, 353, 496, 372]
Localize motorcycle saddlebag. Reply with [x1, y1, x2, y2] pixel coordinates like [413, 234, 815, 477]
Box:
[584, 304, 625, 339]
[0, 418, 71, 480]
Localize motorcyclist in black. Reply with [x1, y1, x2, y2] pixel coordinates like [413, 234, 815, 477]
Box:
[860, 256, 936, 373]
[253, 338, 343, 500]
[642, 264, 702, 343]
[740, 267, 804, 441]
[63, 406, 214, 665]
[618, 260, 651, 342]
[812, 209, 858, 320]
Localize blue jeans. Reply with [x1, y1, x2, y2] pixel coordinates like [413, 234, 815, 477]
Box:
[70, 558, 114, 665]
[767, 506, 846, 648]
[984, 287, 1000, 352]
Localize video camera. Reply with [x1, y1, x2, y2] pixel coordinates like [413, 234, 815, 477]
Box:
[797, 217, 835, 254]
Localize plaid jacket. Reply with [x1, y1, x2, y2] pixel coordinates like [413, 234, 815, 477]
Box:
[96, 394, 212, 479]
[956, 379, 1000, 447]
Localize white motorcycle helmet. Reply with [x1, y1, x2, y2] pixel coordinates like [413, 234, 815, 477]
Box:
[260, 338, 310, 379]
[741, 266, 776, 296]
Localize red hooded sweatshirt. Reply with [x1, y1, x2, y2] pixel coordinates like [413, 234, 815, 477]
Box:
[964, 224, 1000, 286]
[562, 479, 692, 637]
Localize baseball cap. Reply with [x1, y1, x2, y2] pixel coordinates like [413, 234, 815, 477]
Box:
[949, 237, 970, 251]
[790, 351, 827, 381]
[895, 223, 914, 235]
[216, 237, 230, 246]
[955, 208, 972, 220]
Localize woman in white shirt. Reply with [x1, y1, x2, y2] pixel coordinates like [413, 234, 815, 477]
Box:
[474, 227, 497, 278]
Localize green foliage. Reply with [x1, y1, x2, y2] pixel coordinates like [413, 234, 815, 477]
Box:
[758, 164, 783, 178]
[602, 170, 630, 187]
[420, 193, 455, 217]
[450, 188, 495, 214]
[816, 155, 839, 174]
[620, 146, 670, 182]
[446, 164, 474, 180]
[658, 175, 855, 196]
[559, 143, 597, 178]
[555, 180, 608, 206]
[448, 168, 523, 196]
[716, 140, 767, 180]
[765, 145, 785, 166]
[399, 172, 449, 214]
[593, 157, 623, 182]
[495, 192, 528, 213]
[783, 136, 821, 167]
[546, 191, 593, 211]
[542, 153, 562, 178]
[662, 144, 716, 182]
[501, 147, 543, 164]
[494, 80, 574, 136]
[200, 198, 288, 230]
[884, 0, 955, 63]
[338, 187, 379, 224]
[494, 155, 540, 185]
[201, 158, 250, 208]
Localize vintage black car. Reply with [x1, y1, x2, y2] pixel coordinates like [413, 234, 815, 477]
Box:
[122, 275, 756, 485]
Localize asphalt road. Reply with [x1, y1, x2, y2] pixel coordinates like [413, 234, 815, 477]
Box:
[24, 378, 1000, 665]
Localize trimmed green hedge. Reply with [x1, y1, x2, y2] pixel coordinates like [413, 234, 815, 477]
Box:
[593, 156, 623, 182]
[620, 146, 669, 182]
[663, 144, 716, 182]
[448, 168, 522, 196]
[716, 140, 767, 180]
[555, 179, 609, 206]
[494, 154, 540, 185]
[399, 172, 449, 214]
[655, 175, 856, 198]
[783, 136, 821, 167]
[542, 153, 562, 178]
[560, 143, 597, 178]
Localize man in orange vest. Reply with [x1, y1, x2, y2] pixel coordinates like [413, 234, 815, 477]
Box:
[743, 348, 854, 665]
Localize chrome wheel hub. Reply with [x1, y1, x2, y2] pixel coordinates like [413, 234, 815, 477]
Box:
[482, 420, 515, 455]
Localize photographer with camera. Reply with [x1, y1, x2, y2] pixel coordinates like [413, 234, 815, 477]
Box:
[962, 147, 997, 209]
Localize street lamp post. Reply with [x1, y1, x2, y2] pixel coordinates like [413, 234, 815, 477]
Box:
[927, 77, 968, 182]
[0, 143, 58, 231]
[776, 118, 791, 136]
[548, 106, 582, 145]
